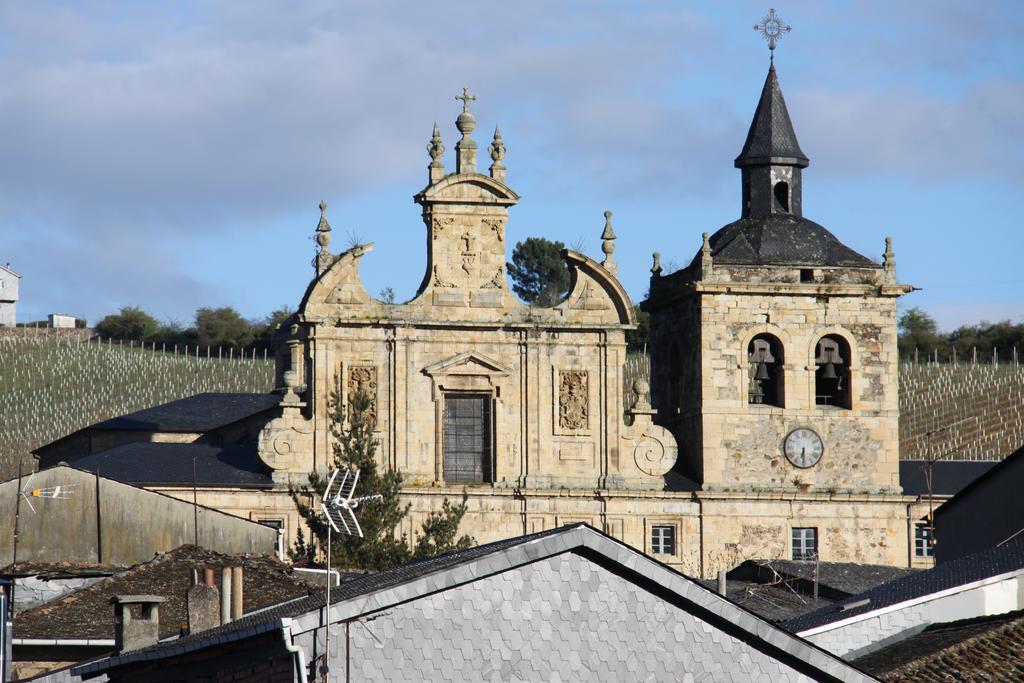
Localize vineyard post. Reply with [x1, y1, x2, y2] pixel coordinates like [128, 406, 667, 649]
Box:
[914, 347, 919, 365]
[973, 346, 977, 364]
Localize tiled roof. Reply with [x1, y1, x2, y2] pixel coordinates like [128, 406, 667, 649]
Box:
[14, 545, 317, 641]
[1, 561, 124, 579]
[783, 533, 1024, 633]
[67, 442, 273, 488]
[89, 393, 280, 432]
[899, 459, 999, 497]
[853, 609, 1024, 680]
[731, 560, 917, 601]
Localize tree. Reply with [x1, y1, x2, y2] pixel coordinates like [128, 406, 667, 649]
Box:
[626, 305, 649, 353]
[290, 381, 473, 570]
[507, 237, 570, 307]
[257, 306, 295, 340]
[194, 307, 255, 349]
[95, 306, 159, 340]
[897, 307, 944, 359]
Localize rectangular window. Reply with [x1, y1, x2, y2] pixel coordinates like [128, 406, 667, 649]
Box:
[443, 394, 492, 484]
[257, 519, 284, 558]
[792, 527, 818, 560]
[915, 523, 934, 558]
[651, 525, 676, 556]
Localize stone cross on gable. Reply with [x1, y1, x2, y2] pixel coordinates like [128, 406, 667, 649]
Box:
[455, 87, 476, 112]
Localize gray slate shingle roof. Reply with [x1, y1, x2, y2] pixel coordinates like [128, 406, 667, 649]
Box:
[731, 560, 917, 601]
[734, 63, 808, 168]
[68, 442, 273, 488]
[783, 533, 1024, 633]
[899, 459, 1000, 497]
[694, 214, 878, 268]
[90, 393, 280, 432]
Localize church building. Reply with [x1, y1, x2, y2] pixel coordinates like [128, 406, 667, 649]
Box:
[37, 63, 934, 578]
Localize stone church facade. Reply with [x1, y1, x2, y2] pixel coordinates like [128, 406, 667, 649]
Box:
[50, 65, 935, 578]
[238, 65, 930, 578]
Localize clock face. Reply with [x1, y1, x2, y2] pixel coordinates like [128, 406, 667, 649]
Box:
[784, 428, 824, 468]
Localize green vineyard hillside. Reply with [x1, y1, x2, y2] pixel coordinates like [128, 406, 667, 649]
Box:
[3, 336, 1021, 482]
[622, 356, 1023, 465]
[0, 332, 274, 478]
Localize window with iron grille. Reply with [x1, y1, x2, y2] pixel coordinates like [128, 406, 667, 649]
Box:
[442, 394, 492, 484]
[792, 527, 818, 560]
[651, 525, 676, 555]
[915, 523, 934, 558]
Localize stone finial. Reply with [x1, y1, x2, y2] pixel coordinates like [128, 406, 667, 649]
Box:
[454, 87, 478, 174]
[427, 122, 446, 183]
[600, 210, 617, 273]
[883, 236, 896, 281]
[314, 200, 333, 275]
[632, 378, 652, 411]
[651, 252, 662, 278]
[700, 231, 713, 278]
[488, 125, 506, 182]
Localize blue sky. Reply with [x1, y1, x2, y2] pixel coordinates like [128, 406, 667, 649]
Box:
[1, 1, 1021, 331]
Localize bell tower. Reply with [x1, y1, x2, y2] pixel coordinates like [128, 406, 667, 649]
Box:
[643, 61, 913, 495]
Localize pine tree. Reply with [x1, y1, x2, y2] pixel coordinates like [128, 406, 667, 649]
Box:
[290, 380, 473, 570]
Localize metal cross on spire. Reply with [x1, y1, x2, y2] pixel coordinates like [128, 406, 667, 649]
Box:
[753, 8, 792, 62]
[455, 87, 476, 113]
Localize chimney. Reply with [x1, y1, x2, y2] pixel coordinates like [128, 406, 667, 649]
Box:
[187, 567, 221, 634]
[220, 567, 232, 624]
[231, 566, 244, 621]
[110, 595, 166, 653]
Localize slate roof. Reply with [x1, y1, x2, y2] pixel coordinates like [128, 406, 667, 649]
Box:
[693, 214, 878, 268]
[14, 545, 318, 641]
[693, 577, 833, 623]
[899, 459, 1000, 497]
[853, 609, 1024, 681]
[735, 64, 808, 168]
[67, 442, 273, 488]
[88, 393, 280, 432]
[783, 533, 1024, 633]
[730, 560, 917, 601]
[79, 525, 875, 682]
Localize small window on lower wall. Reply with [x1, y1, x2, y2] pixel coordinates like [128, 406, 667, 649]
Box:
[792, 527, 818, 560]
[915, 523, 934, 558]
[651, 525, 676, 556]
[258, 519, 284, 558]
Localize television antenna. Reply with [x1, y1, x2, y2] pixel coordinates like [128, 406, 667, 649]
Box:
[19, 471, 75, 514]
[317, 468, 382, 682]
[320, 468, 382, 539]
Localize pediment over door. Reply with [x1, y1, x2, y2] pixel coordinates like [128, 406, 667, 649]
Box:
[422, 351, 514, 396]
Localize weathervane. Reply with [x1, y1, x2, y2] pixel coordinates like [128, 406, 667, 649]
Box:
[753, 8, 792, 62]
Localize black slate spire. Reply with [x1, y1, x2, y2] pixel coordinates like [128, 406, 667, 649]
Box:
[735, 64, 808, 219]
[735, 63, 808, 169]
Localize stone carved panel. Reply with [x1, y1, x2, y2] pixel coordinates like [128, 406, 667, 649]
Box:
[348, 366, 378, 427]
[558, 370, 589, 430]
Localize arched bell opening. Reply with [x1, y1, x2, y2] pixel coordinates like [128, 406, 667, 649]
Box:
[773, 181, 790, 213]
[815, 334, 852, 409]
[748, 334, 784, 407]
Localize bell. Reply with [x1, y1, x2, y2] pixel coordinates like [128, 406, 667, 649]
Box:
[821, 361, 838, 380]
[754, 361, 770, 381]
